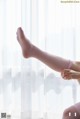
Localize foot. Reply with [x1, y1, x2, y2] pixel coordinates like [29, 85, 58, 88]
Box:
[61, 69, 80, 80]
[17, 27, 33, 58]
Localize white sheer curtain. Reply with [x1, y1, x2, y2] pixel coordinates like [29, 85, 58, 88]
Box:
[0, 0, 80, 119]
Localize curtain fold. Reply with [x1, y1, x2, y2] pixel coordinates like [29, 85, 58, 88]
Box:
[0, 0, 80, 119]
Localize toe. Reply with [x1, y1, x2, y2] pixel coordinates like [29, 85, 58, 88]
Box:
[17, 27, 25, 39]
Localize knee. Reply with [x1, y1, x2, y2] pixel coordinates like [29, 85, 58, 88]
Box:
[62, 108, 70, 119]
[62, 106, 80, 119]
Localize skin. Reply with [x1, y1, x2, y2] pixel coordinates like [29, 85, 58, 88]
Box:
[61, 69, 80, 80]
[62, 105, 80, 119]
[16, 27, 80, 81]
[16, 27, 80, 119]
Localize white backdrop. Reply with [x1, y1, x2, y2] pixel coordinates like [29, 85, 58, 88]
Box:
[0, 0, 80, 119]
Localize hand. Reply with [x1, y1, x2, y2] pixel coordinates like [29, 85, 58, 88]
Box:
[61, 69, 80, 80]
[61, 69, 72, 80]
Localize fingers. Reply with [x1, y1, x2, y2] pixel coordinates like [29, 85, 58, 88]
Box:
[61, 69, 72, 80]
[63, 75, 72, 80]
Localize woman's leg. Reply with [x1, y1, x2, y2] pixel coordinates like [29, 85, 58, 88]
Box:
[16, 27, 80, 73]
[62, 103, 80, 119]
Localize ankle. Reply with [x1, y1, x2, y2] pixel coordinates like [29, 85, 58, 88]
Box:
[22, 43, 34, 58]
[31, 45, 37, 57]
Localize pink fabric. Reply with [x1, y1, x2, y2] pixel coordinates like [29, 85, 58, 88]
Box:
[67, 60, 73, 69]
[52, 55, 73, 72]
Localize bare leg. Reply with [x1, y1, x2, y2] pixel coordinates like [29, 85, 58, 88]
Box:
[16, 27, 80, 73]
